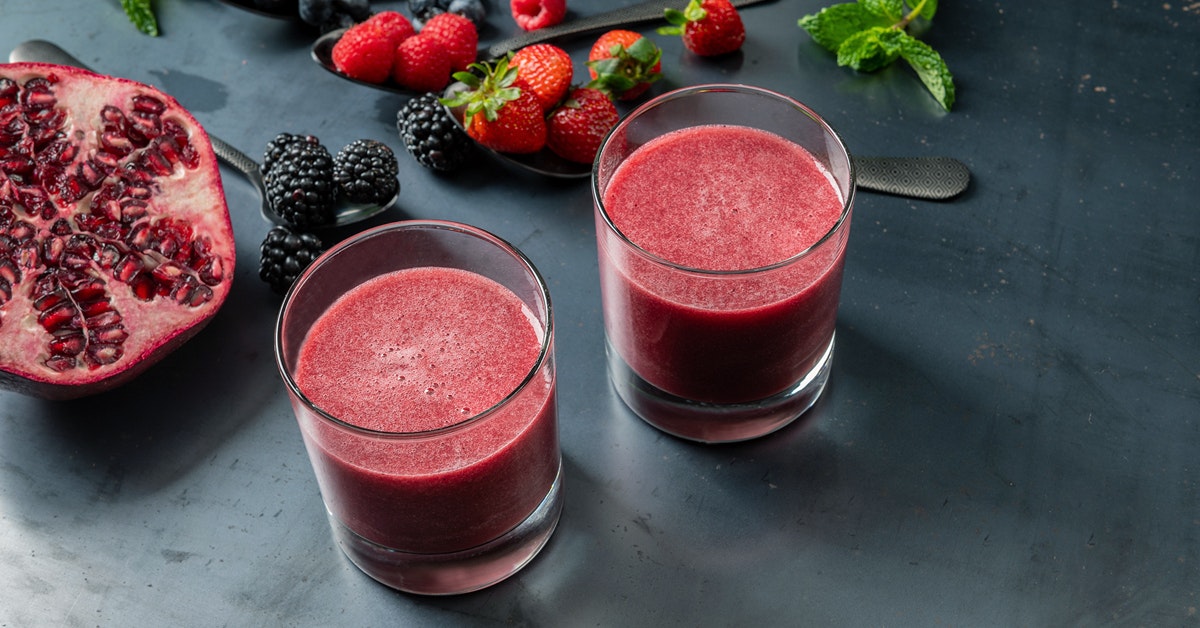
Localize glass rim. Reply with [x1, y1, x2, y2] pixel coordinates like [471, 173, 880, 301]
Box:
[591, 83, 857, 276]
[273, 219, 555, 439]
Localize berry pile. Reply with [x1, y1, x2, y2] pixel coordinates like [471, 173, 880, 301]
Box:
[258, 132, 400, 293]
[436, 37, 648, 166]
[331, 10, 478, 91]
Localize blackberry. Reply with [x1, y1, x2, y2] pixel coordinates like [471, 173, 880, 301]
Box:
[259, 226, 325, 294]
[262, 132, 307, 176]
[264, 135, 337, 228]
[333, 139, 400, 205]
[397, 93, 472, 172]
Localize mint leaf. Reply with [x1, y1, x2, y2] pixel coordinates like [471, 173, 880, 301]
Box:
[836, 26, 902, 72]
[122, 0, 159, 36]
[915, 0, 938, 20]
[898, 32, 955, 110]
[861, 0, 905, 21]
[799, 0, 956, 110]
[799, 4, 891, 52]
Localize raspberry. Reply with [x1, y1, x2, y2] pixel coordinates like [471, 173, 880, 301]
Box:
[363, 10, 416, 48]
[331, 21, 394, 84]
[397, 92, 473, 172]
[510, 0, 566, 31]
[420, 12, 478, 72]
[333, 139, 400, 204]
[264, 136, 337, 228]
[392, 34, 453, 92]
[259, 226, 325, 294]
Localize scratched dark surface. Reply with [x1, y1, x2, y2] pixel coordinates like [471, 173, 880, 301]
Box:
[0, 1, 1197, 625]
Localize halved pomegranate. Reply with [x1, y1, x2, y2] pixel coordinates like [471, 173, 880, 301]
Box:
[0, 63, 235, 400]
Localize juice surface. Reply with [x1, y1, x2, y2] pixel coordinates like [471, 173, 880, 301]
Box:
[293, 267, 558, 553]
[603, 124, 843, 271]
[296, 266, 541, 435]
[598, 124, 849, 404]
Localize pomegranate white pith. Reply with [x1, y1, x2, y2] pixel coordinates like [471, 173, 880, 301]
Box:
[0, 63, 235, 400]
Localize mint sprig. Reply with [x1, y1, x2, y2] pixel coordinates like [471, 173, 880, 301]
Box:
[122, 0, 159, 36]
[799, 0, 954, 110]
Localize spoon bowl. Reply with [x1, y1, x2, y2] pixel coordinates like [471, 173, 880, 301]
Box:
[311, 28, 414, 95]
[442, 81, 592, 179]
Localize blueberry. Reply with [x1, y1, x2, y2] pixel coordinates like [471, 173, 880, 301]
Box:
[408, 0, 450, 22]
[447, 0, 486, 26]
[298, 0, 333, 25]
[332, 0, 371, 21]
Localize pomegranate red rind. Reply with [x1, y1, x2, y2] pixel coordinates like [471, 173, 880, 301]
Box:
[0, 63, 235, 400]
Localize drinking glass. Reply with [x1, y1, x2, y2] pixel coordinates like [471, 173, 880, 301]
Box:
[275, 220, 561, 595]
[592, 84, 855, 443]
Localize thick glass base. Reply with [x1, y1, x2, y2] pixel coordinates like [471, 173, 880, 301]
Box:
[328, 461, 563, 596]
[606, 336, 834, 443]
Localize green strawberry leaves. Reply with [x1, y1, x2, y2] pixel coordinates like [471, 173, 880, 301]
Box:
[799, 0, 954, 110]
[442, 57, 523, 123]
[122, 0, 159, 36]
[659, 0, 707, 36]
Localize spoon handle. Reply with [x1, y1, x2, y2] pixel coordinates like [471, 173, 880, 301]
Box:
[487, 0, 774, 58]
[853, 156, 970, 201]
[8, 39, 262, 187]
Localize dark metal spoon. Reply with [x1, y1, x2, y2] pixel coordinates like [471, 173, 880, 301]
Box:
[8, 39, 397, 228]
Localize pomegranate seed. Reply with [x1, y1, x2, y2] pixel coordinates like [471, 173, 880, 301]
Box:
[129, 272, 155, 300]
[129, 110, 161, 143]
[0, 257, 18, 283]
[49, 333, 86, 356]
[131, 95, 166, 115]
[32, 291, 63, 312]
[41, 236, 64, 265]
[43, 354, 77, 372]
[85, 343, 122, 367]
[37, 301, 78, 331]
[80, 299, 112, 318]
[113, 255, 143, 282]
[87, 310, 120, 328]
[101, 130, 132, 156]
[90, 324, 128, 344]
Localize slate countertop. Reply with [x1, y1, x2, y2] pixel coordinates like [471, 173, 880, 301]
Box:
[0, 1, 1197, 625]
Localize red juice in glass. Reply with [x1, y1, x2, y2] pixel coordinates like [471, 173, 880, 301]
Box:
[593, 85, 854, 443]
[276, 221, 561, 595]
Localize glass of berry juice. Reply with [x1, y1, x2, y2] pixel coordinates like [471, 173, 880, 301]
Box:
[592, 84, 855, 443]
[275, 220, 562, 595]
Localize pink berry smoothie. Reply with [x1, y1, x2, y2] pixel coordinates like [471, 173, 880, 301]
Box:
[294, 266, 558, 554]
[597, 124, 849, 404]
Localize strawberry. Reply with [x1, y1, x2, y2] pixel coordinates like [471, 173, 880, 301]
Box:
[420, 12, 478, 73]
[510, 0, 567, 31]
[586, 30, 663, 101]
[331, 22, 396, 84]
[660, 0, 746, 57]
[546, 87, 619, 164]
[442, 58, 548, 154]
[510, 44, 574, 112]
[363, 10, 416, 48]
[392, 34, 453, 92]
